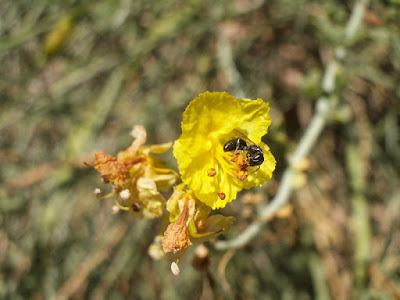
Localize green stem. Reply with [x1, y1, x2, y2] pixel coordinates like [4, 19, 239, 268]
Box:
[345, 143, 371, 296]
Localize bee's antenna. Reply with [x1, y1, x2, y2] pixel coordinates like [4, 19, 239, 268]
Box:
[250, 166, 261, 173]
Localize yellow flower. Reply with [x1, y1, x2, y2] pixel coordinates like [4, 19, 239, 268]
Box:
[173, 92, 276, 209]
[91, 125, 179, 218]
[162, 184, 234, 254]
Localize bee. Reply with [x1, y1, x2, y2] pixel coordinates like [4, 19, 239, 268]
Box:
[223, 130, 264, 171]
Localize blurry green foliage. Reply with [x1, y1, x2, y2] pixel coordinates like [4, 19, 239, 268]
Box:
[0, 0, 399, 299]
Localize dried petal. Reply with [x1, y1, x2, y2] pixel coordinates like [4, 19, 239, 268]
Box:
[162, 199, 191, 253]
[94, 151, 129, 186]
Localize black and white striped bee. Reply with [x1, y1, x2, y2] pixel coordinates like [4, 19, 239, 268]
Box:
[223, 130, 264, 171]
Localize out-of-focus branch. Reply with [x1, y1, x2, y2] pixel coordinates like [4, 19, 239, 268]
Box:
[55, 222, 129, 300]
[217, 30, 245, 99]
[215, 0, 369, 250]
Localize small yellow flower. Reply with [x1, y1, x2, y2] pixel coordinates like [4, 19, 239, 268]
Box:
[173, 92, 276, 209]
[91, 125, 179, 218]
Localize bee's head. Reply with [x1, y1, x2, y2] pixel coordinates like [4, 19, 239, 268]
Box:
[246, 145, 264, 166]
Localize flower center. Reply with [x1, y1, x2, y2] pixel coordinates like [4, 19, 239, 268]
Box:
[229, 152, 249, 181]
[213, 144, 250, 182]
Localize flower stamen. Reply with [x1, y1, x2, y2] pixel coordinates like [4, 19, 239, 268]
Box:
[228, 152, 250, 181]
[114, 195, 130, 211]
[233, 168, 248, 181]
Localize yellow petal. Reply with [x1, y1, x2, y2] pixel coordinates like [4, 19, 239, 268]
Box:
[196, 215, 235, 237]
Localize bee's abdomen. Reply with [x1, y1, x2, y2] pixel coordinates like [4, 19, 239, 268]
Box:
[223, 138, 247, 152]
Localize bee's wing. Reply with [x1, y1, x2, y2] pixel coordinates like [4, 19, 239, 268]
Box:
[233, 129, 256, 145]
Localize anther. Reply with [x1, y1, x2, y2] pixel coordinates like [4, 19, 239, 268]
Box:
[207, 168, 217, 177]
[112, 205, 120, 214]
[132, 203, 141, 212]
[217, 193, 226, 200]
[171, 262, 180, 276]
[119, 189, 131, 200]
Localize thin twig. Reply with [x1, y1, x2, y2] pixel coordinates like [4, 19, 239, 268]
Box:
[215, 0, 368, 250]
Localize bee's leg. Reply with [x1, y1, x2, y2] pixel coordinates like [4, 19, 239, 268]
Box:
[233, 139, 241, 155]
[245, 151, 251, 164]
[250, 165, 261, 173]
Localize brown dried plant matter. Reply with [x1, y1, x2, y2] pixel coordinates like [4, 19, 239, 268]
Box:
[93, 151, 132, 186]
[162, 198, 191, 253]
[89, 125, 178, 219]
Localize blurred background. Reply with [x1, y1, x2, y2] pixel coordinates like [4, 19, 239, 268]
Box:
[1, 0, 400, 299]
